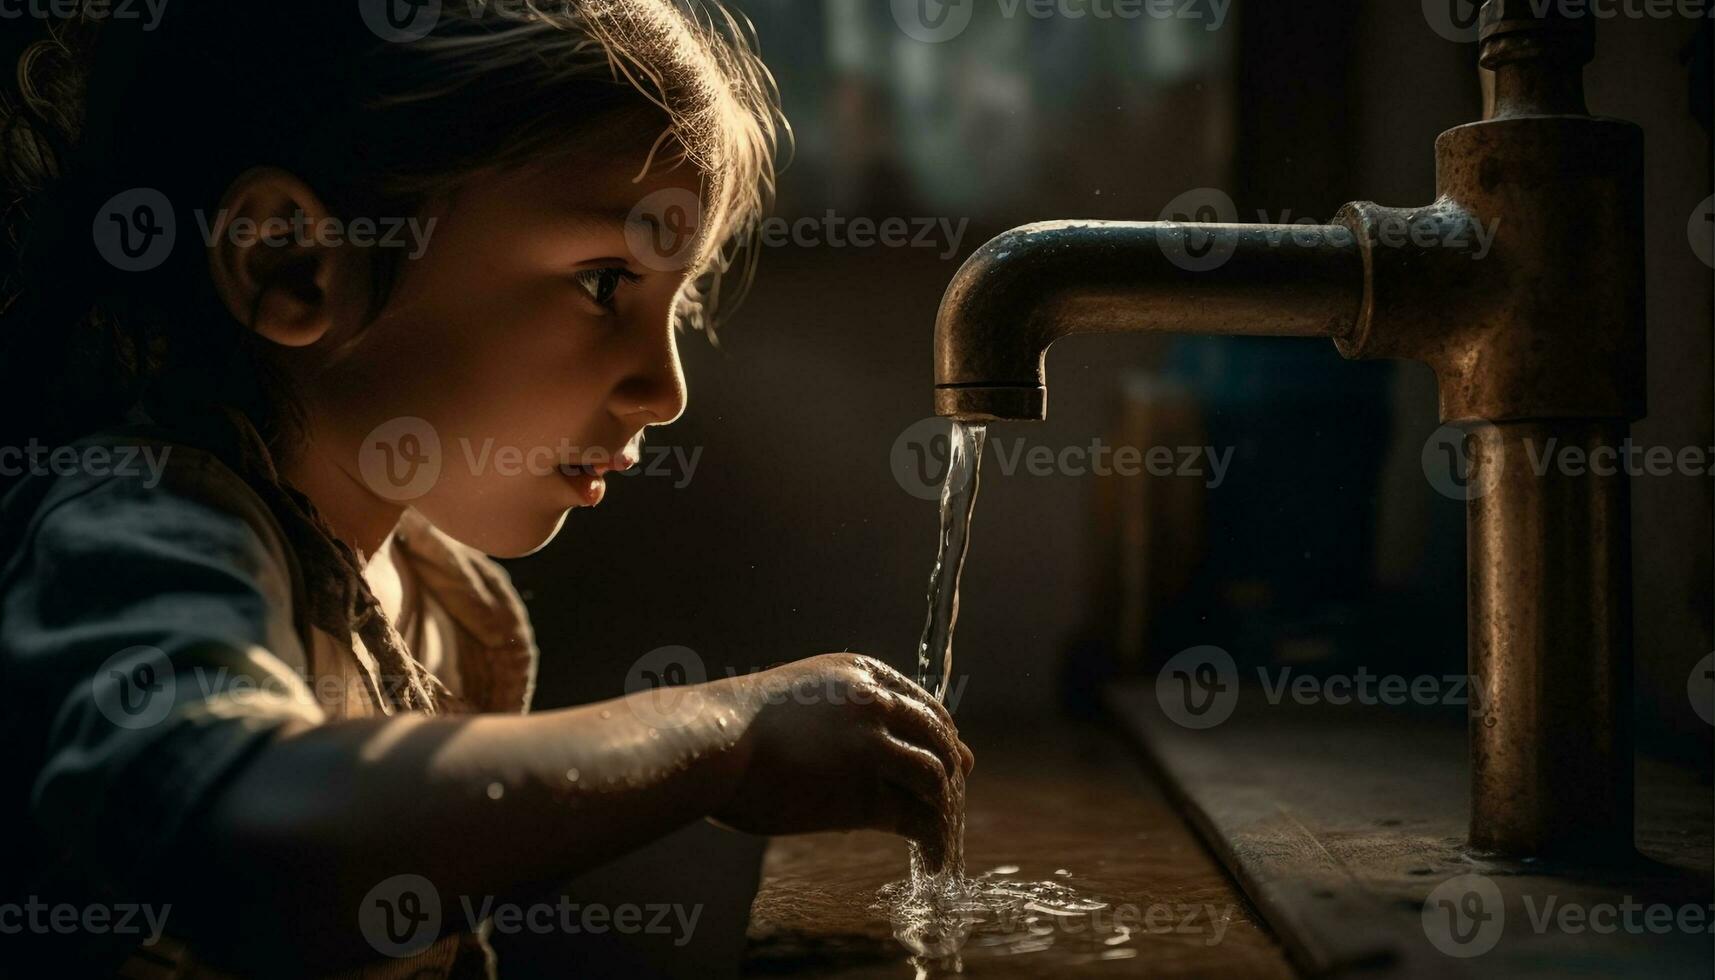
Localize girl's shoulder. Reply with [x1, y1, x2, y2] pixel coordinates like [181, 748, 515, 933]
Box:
[1, 427, 304, 599]
[0, 427, 314, 671]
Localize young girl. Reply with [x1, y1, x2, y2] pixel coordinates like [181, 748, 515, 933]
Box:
[0, 2, 972, 975]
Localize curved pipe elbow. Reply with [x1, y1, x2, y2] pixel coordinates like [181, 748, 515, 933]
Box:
[932, 220, 1365, 421]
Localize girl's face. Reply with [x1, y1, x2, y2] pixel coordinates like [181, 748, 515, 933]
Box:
[292, 156, 703, 558]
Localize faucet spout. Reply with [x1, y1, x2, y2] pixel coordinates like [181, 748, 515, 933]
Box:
[932, 220, 1365, 420]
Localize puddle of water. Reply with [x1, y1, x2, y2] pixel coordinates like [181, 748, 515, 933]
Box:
[875, 865, 1127, 970]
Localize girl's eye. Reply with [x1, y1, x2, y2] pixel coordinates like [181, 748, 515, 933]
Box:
[573, 268, 640, 310]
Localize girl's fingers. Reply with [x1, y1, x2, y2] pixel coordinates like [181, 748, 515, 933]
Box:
[881, 691, 967, 783]
[858, 659, 976, 777]
[864, 660, 958, 730]
[878, 734, 949, 807]
[878, 766, 949, 870]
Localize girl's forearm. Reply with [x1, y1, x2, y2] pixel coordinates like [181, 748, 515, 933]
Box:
[182, 684, 753, 970]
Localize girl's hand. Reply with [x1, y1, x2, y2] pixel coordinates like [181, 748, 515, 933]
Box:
[708, 654, 975, 868]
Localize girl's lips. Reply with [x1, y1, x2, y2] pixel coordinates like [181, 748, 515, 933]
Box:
[592, 453, 638, 476]
[558, 466, 607, 507]
[558, 449, 637, 505]
[563, 453, 638, 477]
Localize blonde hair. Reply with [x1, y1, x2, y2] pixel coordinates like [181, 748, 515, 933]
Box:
[396, 1, 785, 331]
[374, 1, 785, 333]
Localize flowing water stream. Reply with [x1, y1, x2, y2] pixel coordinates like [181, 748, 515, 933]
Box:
[876, 420, 1118, 967]
[914, 421, 987, 704]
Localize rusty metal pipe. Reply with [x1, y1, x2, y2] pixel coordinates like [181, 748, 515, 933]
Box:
[930, 0, 1644, 859]
[932, 222, 1364, 421]
[1468, 420, 1634, 855]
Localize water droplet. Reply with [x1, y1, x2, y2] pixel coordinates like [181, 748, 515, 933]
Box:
[599, 709, 612, 720]
[486, 782, 504, 800]
[1053, 869, 1070, 877]
[991, 865, 1020, 875]
[565, 768, 580, 783]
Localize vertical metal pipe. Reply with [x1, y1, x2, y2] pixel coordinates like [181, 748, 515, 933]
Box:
[1467, 420, 1633, 856]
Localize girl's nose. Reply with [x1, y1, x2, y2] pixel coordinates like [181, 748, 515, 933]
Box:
[612, 320, 688, 426]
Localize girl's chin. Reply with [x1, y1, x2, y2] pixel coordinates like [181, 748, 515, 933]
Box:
[417, 504, 576, 560]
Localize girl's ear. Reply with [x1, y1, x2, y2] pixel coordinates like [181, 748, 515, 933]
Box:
[207, 167, 365, 348]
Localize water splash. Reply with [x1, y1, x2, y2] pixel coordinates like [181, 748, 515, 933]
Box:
[876, 865, 1120, 965]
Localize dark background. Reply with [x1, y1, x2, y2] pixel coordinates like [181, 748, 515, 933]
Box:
[506, 2, 1713, 764]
